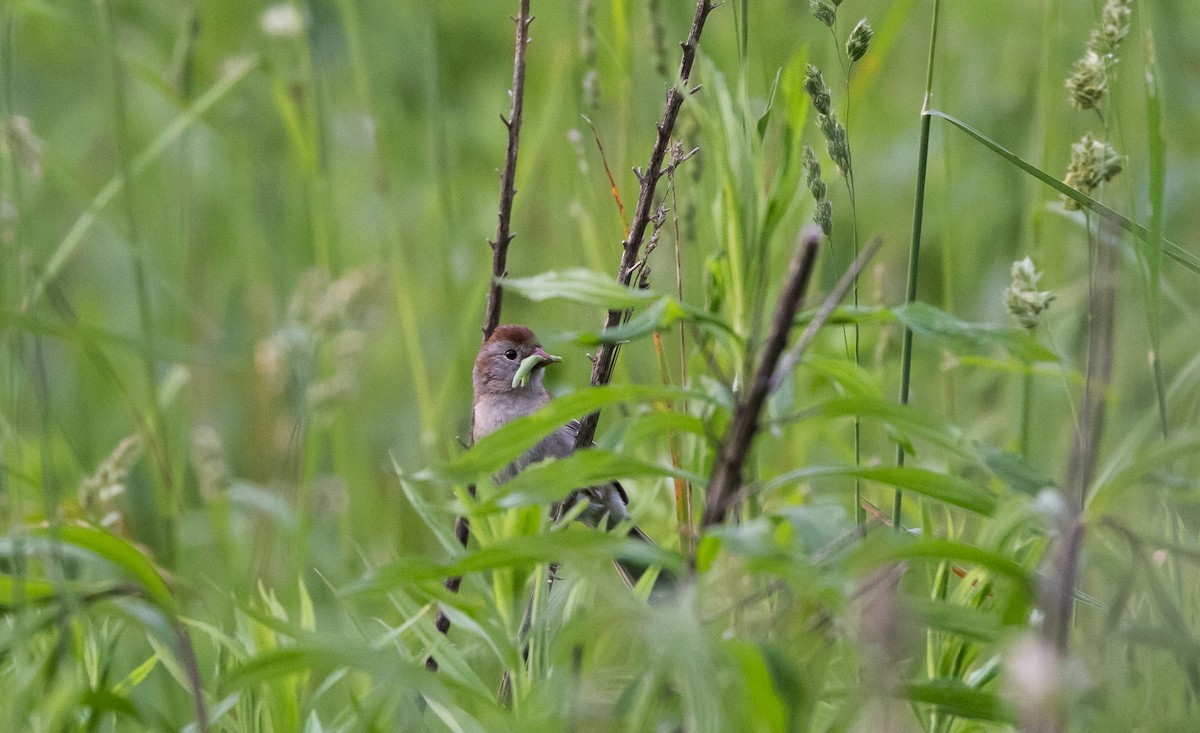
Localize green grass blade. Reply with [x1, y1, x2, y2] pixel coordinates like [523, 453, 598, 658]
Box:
[33, 523, 177, 615]
[484, 448, 705, 512]
[927, 108, 1200, 276]
[861, 537, 1036, 600]
[903, 678, 1013, 723]
[1142, 21, 1168, 434]
[763, 465, 996, 516]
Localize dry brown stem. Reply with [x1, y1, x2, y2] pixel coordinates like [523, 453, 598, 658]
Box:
[430, 0, 533, 674]
[703, 228, 822, 527]
[573, 0, 718, 451]
[482, 0, 534, 341]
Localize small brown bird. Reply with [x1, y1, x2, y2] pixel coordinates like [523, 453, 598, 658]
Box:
[472, 324, 656, 584]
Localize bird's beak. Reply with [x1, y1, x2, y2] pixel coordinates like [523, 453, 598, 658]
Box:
[512, 348, 562, 388]
[533, 347, 562, 364]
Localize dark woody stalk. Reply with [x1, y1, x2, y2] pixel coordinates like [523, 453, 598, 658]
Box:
[703, 229, 822, 526]
[573, 0, 718, 451]
[430, 0, 532, 674]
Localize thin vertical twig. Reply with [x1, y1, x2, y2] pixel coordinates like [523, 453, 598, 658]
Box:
[1042, 218, 1118, 658]
[482, 0, 533, 342]
[573, 0, 718, 452]
[429, 0, 533, 675]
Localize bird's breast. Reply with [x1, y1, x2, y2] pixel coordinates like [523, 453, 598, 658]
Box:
[472, 391, 549, 441]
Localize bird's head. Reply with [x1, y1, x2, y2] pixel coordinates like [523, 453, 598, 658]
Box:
[472, 325, 562, 397]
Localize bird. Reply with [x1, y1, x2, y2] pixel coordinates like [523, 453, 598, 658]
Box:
[472, 324, 659, 586]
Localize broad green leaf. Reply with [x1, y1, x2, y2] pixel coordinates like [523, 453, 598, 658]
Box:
[344, 530, 681, 596]
[32, 523, 177, 615]
[566, 295, 741, 349]
[575, 296, 687, 345]
[860, 537, 1036, 601]
[725, 639, 787, 733]
[606, 409, 713, 450]
[805, 396, 1050, 496]
[486, 449, 704, 512]
[501, 269, 658, 309]
[0, 573, 59, 606]
[427, 384, 704, 484]
[892, 302, 1059, 363]
[800, 356, 881, 397]
[764, 465, 996, 516]
[220, 641, 488, 722]
[903, 678, 1013, 722]
[974, 441, 1055, 497]
[904, 597, 1003, 642]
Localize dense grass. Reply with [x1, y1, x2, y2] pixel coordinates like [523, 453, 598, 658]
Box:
[3, 0, 1200, 730]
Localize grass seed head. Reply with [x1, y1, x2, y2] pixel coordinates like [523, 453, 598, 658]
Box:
[802, 143, 827, 200]
[1066, 50, 1107, 111]
[1092, 0, 1132, 56]
[846, 18, 874, 63]
[810, 0, 836, 28]
[819, 113, 850, 177]
[1005, 256, 1056, 330]
[814, 198, 833, 237]
[804, 64, 832, 116]
[1063, 133, 1122, 208]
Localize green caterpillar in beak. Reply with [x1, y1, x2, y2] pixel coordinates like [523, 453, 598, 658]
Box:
[512, 349, 562, 388]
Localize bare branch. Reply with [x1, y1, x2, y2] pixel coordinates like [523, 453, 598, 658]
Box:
[703, 228, 822, 527]
[1041, 217, 1119, 659]
[771, 236, 883, 392]
[574, 0, 718, 451]
[482, 0, 534, 341]
[431, 0, 533, 674]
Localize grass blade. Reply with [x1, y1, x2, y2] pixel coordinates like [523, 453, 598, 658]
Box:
[927, 108, 1200, 276]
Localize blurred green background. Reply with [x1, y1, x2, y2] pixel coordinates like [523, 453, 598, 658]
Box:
[3, 0, 1200, 728]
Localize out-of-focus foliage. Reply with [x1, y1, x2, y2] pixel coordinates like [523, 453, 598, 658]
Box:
[2, 0, 1200, 729]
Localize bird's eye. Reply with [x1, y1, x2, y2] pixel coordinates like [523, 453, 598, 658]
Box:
[504, 349, 518, 361]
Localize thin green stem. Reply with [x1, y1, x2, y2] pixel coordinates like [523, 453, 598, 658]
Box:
[1020, 351, 1034, 460]
[828, 24, 848, 81]
[1044, 327, 1080, 435]
[295, 2, 332, 271]
[843, 72, 863, 525]
[99, 0, 178, 552]
[895, 0, 941, 531]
